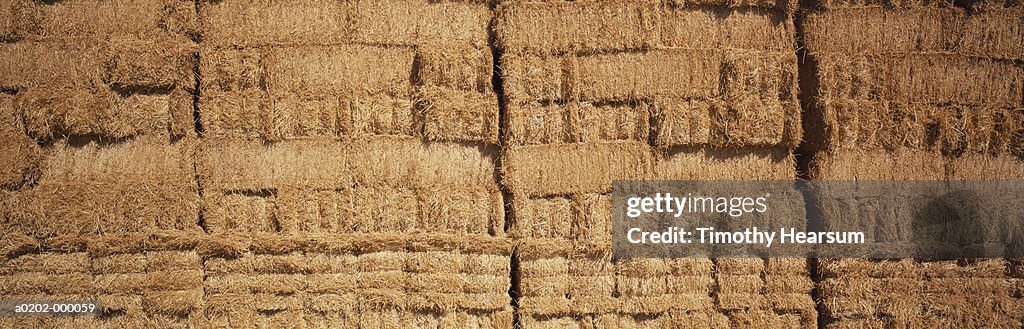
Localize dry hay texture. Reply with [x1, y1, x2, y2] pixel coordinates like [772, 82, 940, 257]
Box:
[798, 0, 1024, 327]
[0, 0, 1021, 328]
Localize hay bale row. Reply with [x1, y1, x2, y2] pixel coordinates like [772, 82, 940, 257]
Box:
[808, 53, 1022, 107]
[501, 49, 795, 104]
[0, 40, 195, 91]
[199, 0, 491, 48]
[805, 99, 1024, 155]
[1, 138, 199, 239]
[201, 186, 503, 236]
[197, 137, 497, 191]
[495, 2, 794, 55]
[804, 0, 1021, 10]
[802, 8, 1024, 59]
[0, 0, 197, 42]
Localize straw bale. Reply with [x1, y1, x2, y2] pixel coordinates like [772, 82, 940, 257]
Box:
[803, 8, 1024, 59]
[408, 2, 491, 48]
[717, 274, 764, 294]
[91, 254, 146, 274]
[0, 252, 89, 275]
[769, 293, 817, 313]
[350, 187, 418, 233]
[10, 0, 196, 40]
[717, 293, 766, 310]
[147, 250, 201, 271]
[807, 149, 947, 180]
[264, 45, 414, 97]
[947, 153, 1024, 179]
[0, 132, 41, 190]
[0, 273, 92, 295]
[502, 141, 653, 196]
[33, 136, 194, 183]
[495, 3, 793, 55]
[143, 289, 203, 316]
[510, 196, 573, 239]
[810, 53, 1023, 107]
[616, 276, 667, 296]
[711, 97, 794, 147]
[766, 258, 808, 275]
[18, 89, 174, 140]
[348, 91, 420, 137]
[0, 42, 104, 90]
[198, 137, 497, 191]
[202, 190, 278, 234]
[572, 49, 723, 102]
[567, 274, 615, 297]
[199, 47, 266, 93]
[500, 54, 566, 103]
[504, 101, 650, 146]
[93, 270, 203, 293]
[417, 46, 493, 92]
[199, 0, 355, 47]
[519, 257, 569, 279]
[570, 194, 612, 243]
[655, 146, 796, 180]
[275, 188, 352, 234]
[414, 187, 503, 235]
[804, 0, 958, 8]
[104, 39, 196, 90]
[652, 98, 714, 148]
[765, 275, 814, 294]
[205, 273, 307, 294]
[420, 86, 500, 144]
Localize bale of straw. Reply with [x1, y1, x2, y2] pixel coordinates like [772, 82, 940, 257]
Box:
[499, 54, 566, 103]
[201, 91, 347, 141]
[1, 252, 90, 275]
[347, 91, 419, 137]
[502, 102, 574, 146]
[13, 0, 197, 41]
[947, 153, 1024, 179]
[199, 46, 266, 94]
[807, 149, 946, 180]
[572, 49, 723, 102]
[420, 86, 499, 144]
[495, 2, 793, 55]
[410, 2, 492, 48]
[104, 39, 196, 91]
[0, 42, 104, 90]
[199, 0, 355, 47]
[0, 132, 41, 190]
[417, 46, 493, 93]
[36, 136, 195, 185]
[655, 146, 796, 180]
[18, 88, 173, 140]
[198, 137, 498, 191]
[810, 53, 1024, 107]
[711, 97, 789, 147]
[264, 45, 415, 97]
[503, 100, 651, 146]
[652, 98, 714, 148]
[502, 141, 653, 196]
[202, 190, 278, 234]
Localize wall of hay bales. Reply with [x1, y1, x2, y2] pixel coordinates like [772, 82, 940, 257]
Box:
[0, 0, 1022, 327]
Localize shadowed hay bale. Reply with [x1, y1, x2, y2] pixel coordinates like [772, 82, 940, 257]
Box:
[502, 141, 653, 196]
[801, 8, 1024, 59]
[417, 46, 493, 92]
[0, 40, 195, 91]
[198, 137, 497, 191]
[0, 132, 41, 190]
[201, 0, 490, 47]
[504, 101, 651, 146]
[17, 88, 176, 140]
[6, 0, 197, 41]
[495, 2, 793, 55]
[809, 53, 1024, 107]
[420, 86, 499, 144]
[947, 154, 1024, 179]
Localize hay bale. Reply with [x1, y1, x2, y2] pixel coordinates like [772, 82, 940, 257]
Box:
[655, 146, 796, 180]
[499, 54, 566, 103]
[11, 0, 197, 41]
[104, 39, 196, 91]
[505, 101, 650, 146]
[495, 2, 793, 55]
[810, 53, 1023, 107]
[0, 132, 41, 190]
[198, 137, 498, 191]
[417, 46, 493, 93]
[420, 86, 500, 144]
[807, 149, 946, 179]
[18, 88, 174, 140]
[263, 45, 414, 97]
[572, 49, 723, 102]
[502, 141, 653, 196]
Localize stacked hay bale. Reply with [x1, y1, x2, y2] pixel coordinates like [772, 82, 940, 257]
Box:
[800, 0, 1024, 326]
[196, 0, 510, 326]
[0, 0, 202, 326]
[495, 0, 815, 327]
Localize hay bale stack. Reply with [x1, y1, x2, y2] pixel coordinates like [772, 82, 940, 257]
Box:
[194, 136, 511, 326]
[496, 1, 811, 326]
[799, 1, 1024, 327]
[0, 0, 198, 141]
[199, 0, 499, 144]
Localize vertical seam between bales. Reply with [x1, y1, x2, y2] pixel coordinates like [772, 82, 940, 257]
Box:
[488, 1, 520, 327]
